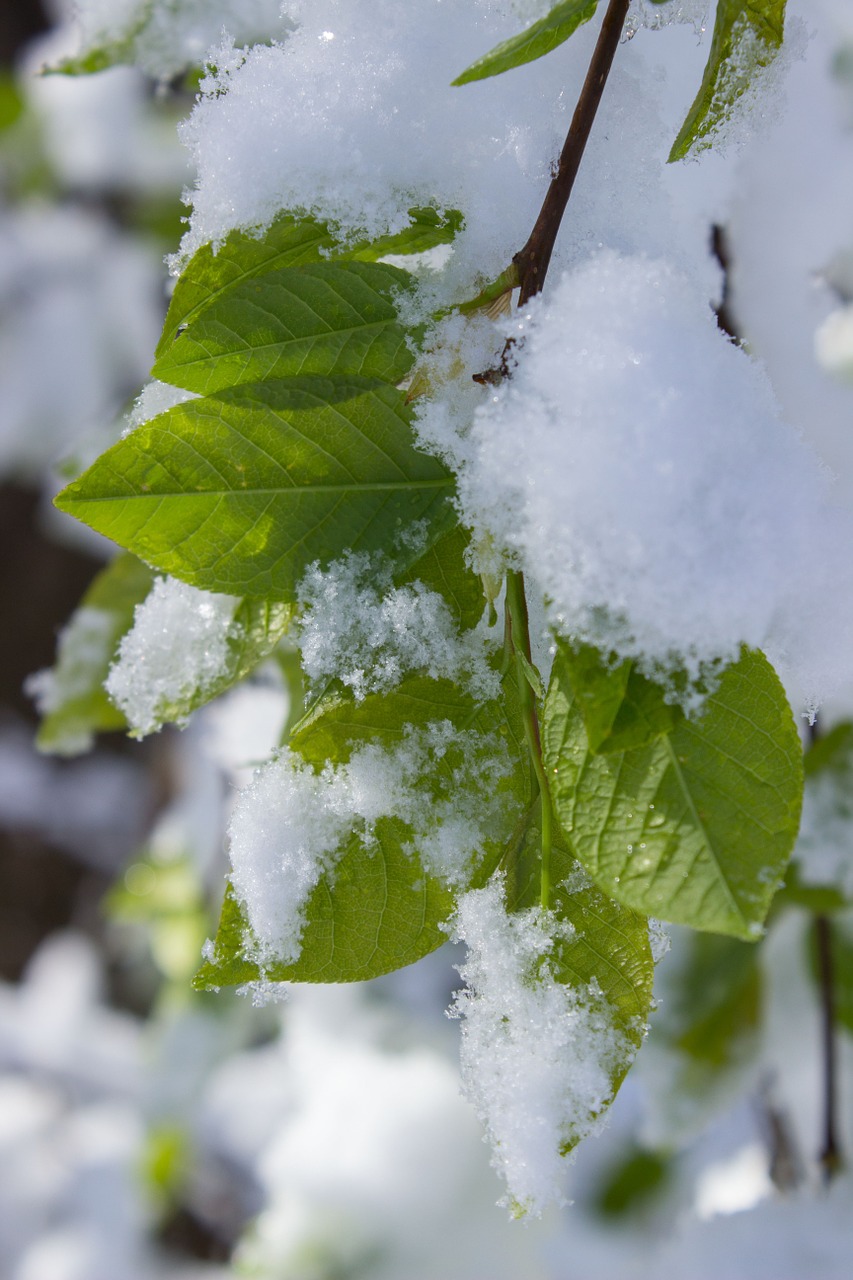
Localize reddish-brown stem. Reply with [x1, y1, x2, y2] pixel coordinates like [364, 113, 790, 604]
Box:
[514, 0, 631, 304]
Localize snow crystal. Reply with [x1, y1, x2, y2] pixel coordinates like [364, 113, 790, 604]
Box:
[229, 727, 515, 964]
[297, 552, 497, 702]
[450, 879, 631, 1216]
[427, 251, 853, 707]
[624, 1, 708, 38]
[105, 576, 240, 737]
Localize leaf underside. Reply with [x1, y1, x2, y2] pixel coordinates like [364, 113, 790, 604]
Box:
[543, 648, 803, 940]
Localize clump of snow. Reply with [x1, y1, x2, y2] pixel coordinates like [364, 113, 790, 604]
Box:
[297, 552, 497, 702]
[625, 1, 709, 37]
[105, 576, 240, 737]
[124, 380, 198, 434]
[173, 0, 715, 301]
[427, 251, 853, 707]
[450, 879, 631, 1216]
[229, 727, 515, 964]
[68, 0, 289, 80]
[815, 304, 853, 382]
[648, 918, 672, 964]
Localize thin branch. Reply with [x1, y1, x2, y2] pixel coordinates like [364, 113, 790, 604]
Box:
[515, 0, 631, 304]
[815, 914, 844, 1183]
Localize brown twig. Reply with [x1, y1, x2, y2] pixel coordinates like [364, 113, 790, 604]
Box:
[514, 0, 631, 304]
[815, 914, 844, 1183]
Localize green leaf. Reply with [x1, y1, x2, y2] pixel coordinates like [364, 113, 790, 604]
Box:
[55, 376, 455, 600]
[292, 673, 528, 807]
[457, 264, 520, 316]
[652, 929, 762, 1115]
[196, 820, 455, 988]
[31, 553, 154, 755]
[153, 262, 417, 395]
[157, 208, 462, 359]
[556, 638, 679, 754]
[804, 720, 853, 782]
[543, 648, 803, 940]
[594, 1146, 671, 1220]
[672, 931, 761, 1066]
[348, 206, 464, 262]
[396, 525, 486, 631]
[197, 673, 530, 988]
[669, 0, 788, 162]
[157, 215, 340, 358]
[453, 1, 598, 86]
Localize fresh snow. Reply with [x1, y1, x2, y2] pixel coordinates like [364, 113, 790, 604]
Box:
[105, 577, 240, 737]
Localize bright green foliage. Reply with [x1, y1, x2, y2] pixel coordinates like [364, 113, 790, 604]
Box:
[543, 648, 803, 939]
[158, 208, 461, 357]
[34, 553, 154, 755]
[54, 377, 455, 600]
[555, 638, 678, 755]
[153, 261, 417, 394]
[669, 0, 788, 162]
[452, 1, 598, 86]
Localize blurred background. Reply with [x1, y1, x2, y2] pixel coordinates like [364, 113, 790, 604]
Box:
[1, 3, 852, 1278]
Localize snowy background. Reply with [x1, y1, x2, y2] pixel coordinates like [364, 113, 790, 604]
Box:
[1, 1, 853, 1277]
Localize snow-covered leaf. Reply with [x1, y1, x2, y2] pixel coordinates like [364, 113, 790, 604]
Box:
[543, 647, 803, 939]
[397, 525, 486, 632]
[197, 673, 530, 986]
[506, 817, 654, 1044]
[669, 0, 788, 162]
[29, 553, 154, 756]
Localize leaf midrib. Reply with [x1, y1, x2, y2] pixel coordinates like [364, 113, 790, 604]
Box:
[65, 477, 453, 504]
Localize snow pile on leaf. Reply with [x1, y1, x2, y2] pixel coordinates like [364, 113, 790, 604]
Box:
[297, 553, 496, 702]
[106, 577, 240, 736]
[451, 880, 631, 1215]
[229, 729, 513, 963]
[431, 250, 853, 704]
